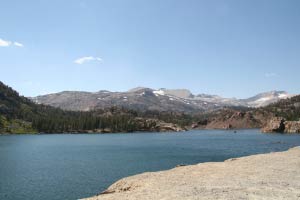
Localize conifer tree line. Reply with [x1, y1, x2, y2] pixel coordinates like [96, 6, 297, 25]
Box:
[0, 81, 198, 133]
[1, 81, 300, 133]
[263, 95, 300, 121]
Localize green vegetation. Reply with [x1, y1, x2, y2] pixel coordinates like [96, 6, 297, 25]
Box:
[0, 115, 36, 134]
[1, 80, 299, 134]
[262, 95, 300, 121]
[0, 81, 198, 134]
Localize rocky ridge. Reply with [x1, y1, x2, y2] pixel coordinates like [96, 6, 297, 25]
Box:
[191, 108, 273, 130]
[31, 88, 294, 112]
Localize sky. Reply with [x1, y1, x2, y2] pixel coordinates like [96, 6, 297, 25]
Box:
[0, 0, 299, 98]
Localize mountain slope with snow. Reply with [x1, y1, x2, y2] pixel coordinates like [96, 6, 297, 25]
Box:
[243, 91, 294, 107]
[31, 88, 295, 112]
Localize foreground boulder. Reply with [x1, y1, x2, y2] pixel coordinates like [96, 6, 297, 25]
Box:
[82, 147, 300, 200]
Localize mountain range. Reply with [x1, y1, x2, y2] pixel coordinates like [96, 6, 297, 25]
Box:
[31, 88, 294, 112]
[0, 81, 188, 133]
[1, 80, 299, 134]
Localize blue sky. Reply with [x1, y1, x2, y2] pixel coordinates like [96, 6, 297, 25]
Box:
[0, 0, 299, 98]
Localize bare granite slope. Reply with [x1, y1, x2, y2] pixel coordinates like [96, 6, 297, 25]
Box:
[83, 147, 300, 200]
[32, 89, 293, 112]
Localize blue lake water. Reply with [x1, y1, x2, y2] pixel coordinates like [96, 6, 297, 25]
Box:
[1, 129, 300, 200]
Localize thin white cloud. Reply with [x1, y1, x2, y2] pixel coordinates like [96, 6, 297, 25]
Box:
[0, 38, 12, 47]
[13, 42, 24, 47]
[0, 38, 24, 47]
[265, 73, 278, 78]
[74, 56, 103, 64]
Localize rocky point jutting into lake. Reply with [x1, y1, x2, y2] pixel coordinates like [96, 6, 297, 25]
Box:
[83, 147, 300, 200]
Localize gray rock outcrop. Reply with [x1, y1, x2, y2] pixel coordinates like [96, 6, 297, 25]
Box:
[262, 117, 300, 133]
[82, 147, 300, 200]
[284, 121, 300, 133]
[261, 117, 285, 133]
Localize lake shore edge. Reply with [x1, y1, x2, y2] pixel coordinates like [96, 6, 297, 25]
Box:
[82, 147, 300, 200]
[0, 127, 259, 135]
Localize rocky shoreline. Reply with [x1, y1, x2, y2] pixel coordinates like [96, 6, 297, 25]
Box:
[262, 117, 300, 133]
[82, 147, 300, 200]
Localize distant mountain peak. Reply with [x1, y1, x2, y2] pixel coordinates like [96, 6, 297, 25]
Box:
[245, 90, 294, 107]
[30, 88, 296, 112]
[95, 90, 111, 94]
[127, 87, 152, 93]
[160, 88, 194, 99]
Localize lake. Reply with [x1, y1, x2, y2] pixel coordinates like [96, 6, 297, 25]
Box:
[1, 129, 300, 200]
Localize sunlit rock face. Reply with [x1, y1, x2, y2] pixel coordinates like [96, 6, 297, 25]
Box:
[262, 117, 300, 133]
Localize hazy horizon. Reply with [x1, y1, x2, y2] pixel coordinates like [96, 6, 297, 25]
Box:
[1, 0, 300, 98]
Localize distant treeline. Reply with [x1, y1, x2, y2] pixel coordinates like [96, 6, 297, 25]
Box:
[0, 81, 200, 133]
[1, 81, 300, 134]
[262, 95, 300, 121]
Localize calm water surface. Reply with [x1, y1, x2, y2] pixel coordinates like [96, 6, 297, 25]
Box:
[1, 129, 300, 200]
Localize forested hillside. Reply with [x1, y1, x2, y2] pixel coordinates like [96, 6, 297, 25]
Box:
[0, 81, 194, 133]
[1, 81, 299, 134]
[262, 95, 300, 121]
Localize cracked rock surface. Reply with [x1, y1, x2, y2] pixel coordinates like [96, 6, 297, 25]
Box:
[83, 147, 300, 200]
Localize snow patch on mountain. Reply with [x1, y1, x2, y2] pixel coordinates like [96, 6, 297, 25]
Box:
[153, 90, 165, 96]
[31, 88, 296, 112]
[255, 97, 272, 102]
[279, 93, 288, 98]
